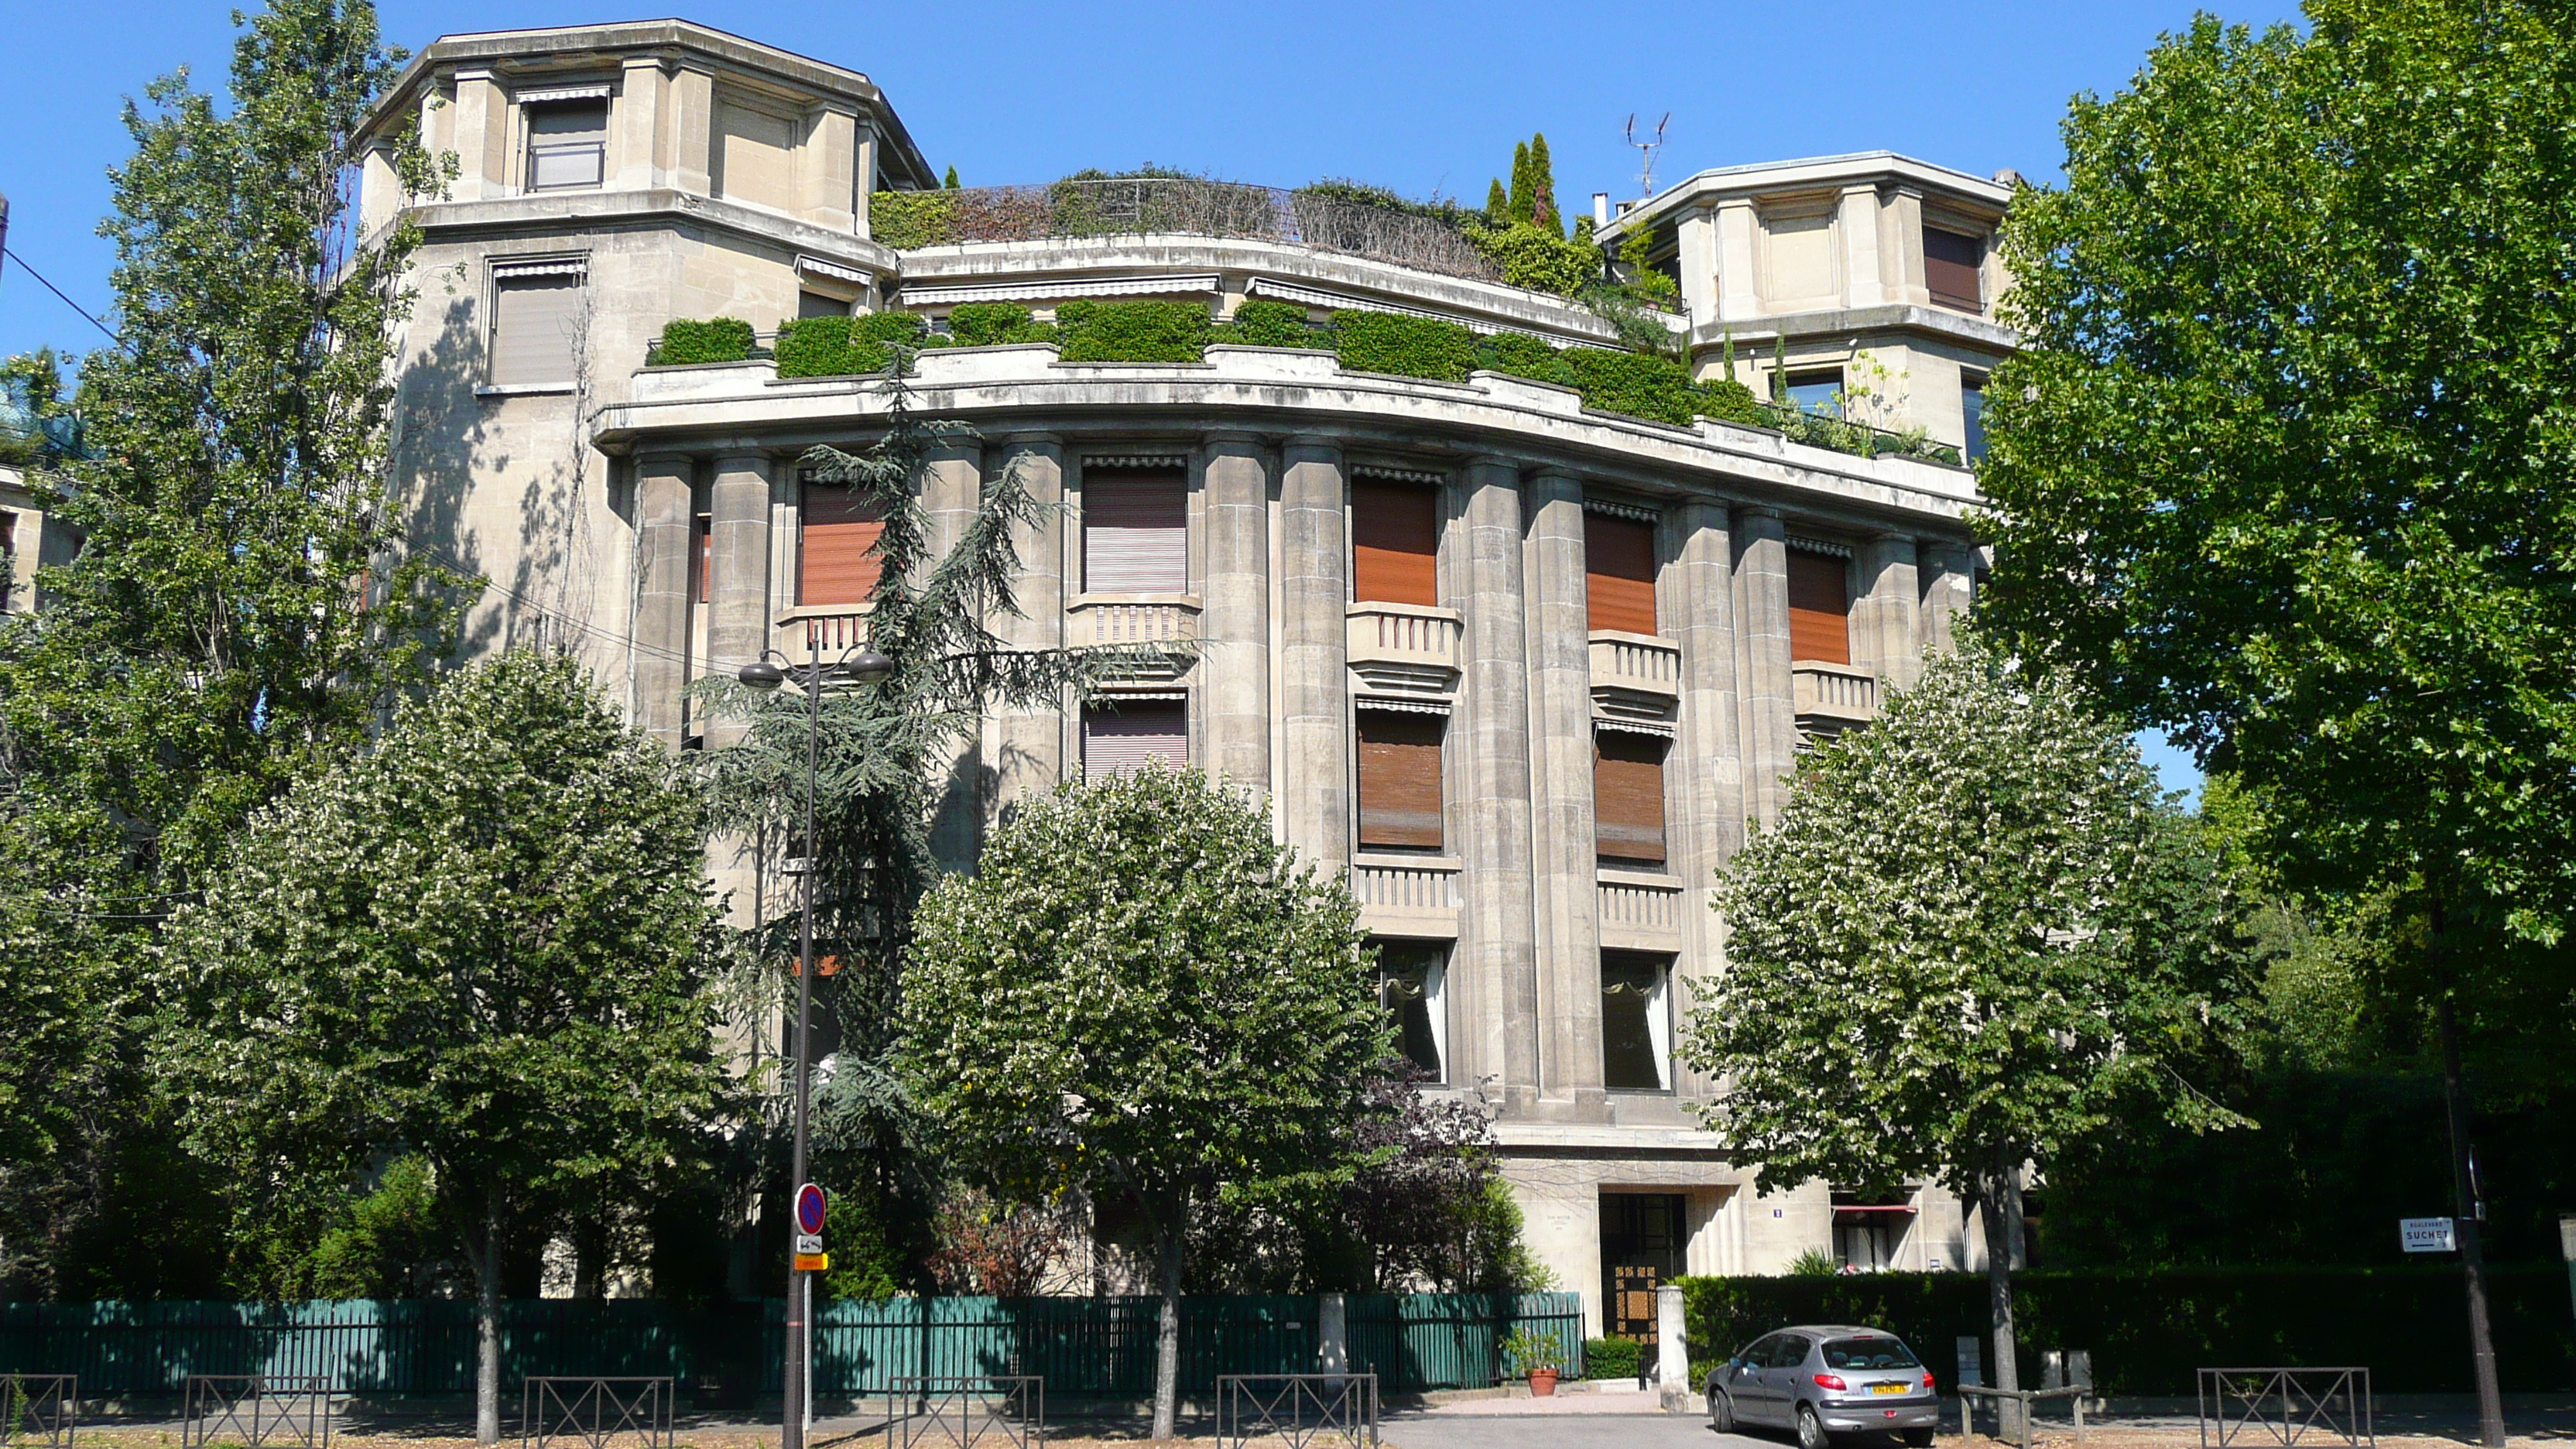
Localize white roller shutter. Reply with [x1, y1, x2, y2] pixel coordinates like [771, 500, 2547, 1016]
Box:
[1081, 472, 1187, 593]
[1083, 701, 1187, 781]
[490, 272, 582, 387]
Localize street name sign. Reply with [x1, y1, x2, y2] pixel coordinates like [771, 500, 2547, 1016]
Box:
[2401, 1217, 2456, 1253]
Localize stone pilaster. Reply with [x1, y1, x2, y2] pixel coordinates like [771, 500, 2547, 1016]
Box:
[449, 70, 510, 200]
[1675, 207, 1720, 329]
[1278, 437, 1350, 867]
[1665, 501, 1742, 1099]
[1521, 471, 1604, 1112]
[1839, 183, 1886, 308]
[923, 440, 983, 871]
[706, 450, 773, 746]
[612, 57, 668, 191]
[1735, 507, 1796, 826]
[669, 63, 714, 197]
[1855, 533, 1923, 691]
[988, 434, 1065, 819]
[1202, 434, 1273, 798]
[632, 453, 696, 749]
[1453, 458, 1540, 1111]
[1919, 540, 1978, 656]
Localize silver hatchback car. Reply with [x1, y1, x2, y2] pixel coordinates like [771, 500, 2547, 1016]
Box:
[1705, 1324, 1939, 1448]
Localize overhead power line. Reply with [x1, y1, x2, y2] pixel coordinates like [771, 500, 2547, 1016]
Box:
[0, 245, 124, 350]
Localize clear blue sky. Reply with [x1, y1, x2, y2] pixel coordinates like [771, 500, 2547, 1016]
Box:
[0, 0, 2280, 797]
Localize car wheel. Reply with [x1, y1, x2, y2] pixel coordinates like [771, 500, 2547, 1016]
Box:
[1711, 1389, 1735, 1433]
[1798, 1405, 1831, 1449]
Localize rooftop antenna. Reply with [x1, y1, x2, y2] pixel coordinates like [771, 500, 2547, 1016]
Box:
[1625, 113, 1670, 199]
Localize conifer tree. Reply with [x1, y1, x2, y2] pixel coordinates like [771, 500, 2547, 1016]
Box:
[1509, 139, 1533, 223]
[1530, 132, 1560, 234]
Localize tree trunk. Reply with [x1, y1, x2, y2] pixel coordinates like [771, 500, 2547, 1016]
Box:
[1151, 1221, 1183, 1443]
[1977, 1158, 2023, 1445]
[476, 1191, 502, 1446]
[2430, 905, 2506, 1449]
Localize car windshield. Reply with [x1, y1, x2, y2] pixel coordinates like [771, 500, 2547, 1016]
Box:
[1824, 1338, 1921, 1370]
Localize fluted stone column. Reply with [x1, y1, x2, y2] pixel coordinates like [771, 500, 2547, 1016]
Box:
[1453, 458, 1541, 1111]
[923, 440, 983, 871]
[1202, 434, 1273, 797]
[1522, 471, 1604, 1112]
[988, 435, 1065, 820]
[633, 454, 696, 749]
[1666, 501, 1743, 1099]
[706, 450, 774, 747]
[1919, 540, 1977, 656]
[1735, 507, 1797, 826]
[1853, 533, 1923, 690]
[1279, 437, 1351, 866]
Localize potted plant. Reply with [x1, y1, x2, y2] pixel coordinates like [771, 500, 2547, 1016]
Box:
[1500, 1327, 1566, 1396]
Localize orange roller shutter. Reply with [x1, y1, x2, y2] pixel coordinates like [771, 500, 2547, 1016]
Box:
[1586, 513, 1658, 635]
[1594, 732, 1668, 865]
[800, 483, 884, 606]
[1352, 480, 1439, 606]
[1083, 471, 1188, 592]
[1787, 550, 1852, 664]
[1357, 711, 1444, 850]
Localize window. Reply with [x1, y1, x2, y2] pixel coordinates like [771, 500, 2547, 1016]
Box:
[1786, 369, 1843, 417]
[1082, 470, 1187, 592]
[1787, 549, 1852, 664]
[799, 290, 851, 320]
[1584, 512, 1657, 634]
[1925, 228, 1985, 311]
[525, 101, 607, 191]
[1961, 372, 1989, 462]
[488, 269, 583, 387]
[799, 481, 883, 606]
[1351, 478, 1438, 606]
[1082, 698, 1187, 780]
[1593, 730, 1667, 865]
[694, 514, 711, 603]
[1375, 940, 1447, 1081]
[1356, 709, 1444, 851]
[1601, 953, 1671, 1091]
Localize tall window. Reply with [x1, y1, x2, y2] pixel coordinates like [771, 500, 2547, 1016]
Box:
[1375, 940, 1447, 1081]
[1601, 952, 1672, 1091]
[1593, 731, 1667, 865]
[799, 481, 883, 606]
[1961, 372, 1989, 462]
[1351, 478, 1438, 605]
[1925, 228, 1985, 312]
[525, 100, 608, 191]
[1786, 369, 1844, 417]
[1082, 698, 1187, 781]
[1584, 512, 1657, 634]
[488, 268, 583, 387]
[1356, 709, 1444, 851]
[1082, 470, 1187, 592]
[1786, 549, 1852, 664]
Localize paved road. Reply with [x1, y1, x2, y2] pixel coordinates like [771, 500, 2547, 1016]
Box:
[1384, 1406, 1771, 1449]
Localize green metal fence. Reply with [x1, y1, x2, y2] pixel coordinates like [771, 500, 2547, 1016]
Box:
[0, 1293, 1582, 1399]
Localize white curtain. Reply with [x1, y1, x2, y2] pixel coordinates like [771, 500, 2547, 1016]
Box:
[1646, 964, 1673, 1091]
[1423, 957, 1449, 1083]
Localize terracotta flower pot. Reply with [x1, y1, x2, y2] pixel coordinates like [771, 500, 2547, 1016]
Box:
[1529, 1368, 1560, 1397]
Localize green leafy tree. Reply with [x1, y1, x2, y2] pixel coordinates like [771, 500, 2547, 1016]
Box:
[1680, 636, 2249, 1423]
[1978, 9, 2576, 1433]
[0, 0, 461, 1297]
[161, 651, 735, 1444]
[900, 767, 1390, 1441]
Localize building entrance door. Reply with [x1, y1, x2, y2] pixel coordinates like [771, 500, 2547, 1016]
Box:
[1600, 1192, 1685, 1343]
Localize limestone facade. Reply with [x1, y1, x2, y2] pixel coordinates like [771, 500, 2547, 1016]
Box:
[358, 19, 2012, 1334]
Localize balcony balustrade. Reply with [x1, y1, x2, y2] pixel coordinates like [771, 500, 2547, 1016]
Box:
[1598, 869, 1686, 950]
[1070, 594, 1199, 680]
[1351, 854, 1462, 931]
[1589, 630, 1682, 724]
[1346, 602, 1462, 701]
[1793, 659, 1879, 735]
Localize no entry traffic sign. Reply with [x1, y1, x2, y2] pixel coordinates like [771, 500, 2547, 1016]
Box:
[796, 1182, 828, 1237]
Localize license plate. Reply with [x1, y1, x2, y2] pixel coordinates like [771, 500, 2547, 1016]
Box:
[1870, 1382, 1908, 1396]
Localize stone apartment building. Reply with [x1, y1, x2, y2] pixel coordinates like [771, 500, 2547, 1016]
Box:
[354, 19, 2017, 1335]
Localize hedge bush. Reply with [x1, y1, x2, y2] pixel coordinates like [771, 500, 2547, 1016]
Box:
[945, 302, 1058, 348]
[1054, 299, 1213, 363]
[1581, 1335, 1643, 1382]
[1331, 310, 1482, 382]
[1682, 1265, 2576, 1396]
[775, 311, 934, 379]
[869, 190, 959, 250]
[646, 317, 756, 367]
[1221, 299, 1318, 348]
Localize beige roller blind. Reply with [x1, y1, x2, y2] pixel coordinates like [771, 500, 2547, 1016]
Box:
[1083, 701, 1187, 781]
[1082, 471, 1188, 593]
[490, 273, 581, 386]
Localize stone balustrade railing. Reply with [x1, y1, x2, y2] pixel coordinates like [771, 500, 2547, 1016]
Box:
[1598, 872, 1686, 945]
[1590, 630, 1683, 723]
[1351, 855, 1463, 921]
[1792, 659, 1879, 731]
[1347, 601, 1462, 699]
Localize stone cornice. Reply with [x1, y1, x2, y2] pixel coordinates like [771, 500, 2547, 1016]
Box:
[377, 188, 901, 276]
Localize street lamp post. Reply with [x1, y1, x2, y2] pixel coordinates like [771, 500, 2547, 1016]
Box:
[739, 632, 893, 1449]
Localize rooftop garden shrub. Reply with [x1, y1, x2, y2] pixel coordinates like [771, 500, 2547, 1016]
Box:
[1474, 331, 1577, 389]
[1219, 299, 1319, 348]
[776, 310, 936, 379]
[1465, 214, 1605, 296]
[646, 317, 756, 367]
[870, 188, 960, 249]
[944, 302, 1058, 348]
[1054, 299, 1214, 363]
[1331, 310, 1482, 382]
